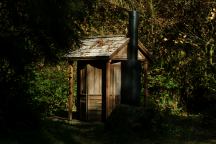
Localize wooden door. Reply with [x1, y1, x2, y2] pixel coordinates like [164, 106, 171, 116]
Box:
[86, 64, 102, 121]
[108, 62, 121, 116]
[79, 64, 87, 120]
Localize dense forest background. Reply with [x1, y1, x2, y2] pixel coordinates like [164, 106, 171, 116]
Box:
[1, 0, 216, 132]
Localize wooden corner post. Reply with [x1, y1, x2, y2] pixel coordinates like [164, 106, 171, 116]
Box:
[68, 61, 74, 121]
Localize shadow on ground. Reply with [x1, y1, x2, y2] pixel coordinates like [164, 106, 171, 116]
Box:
[1, 105, 216, 144]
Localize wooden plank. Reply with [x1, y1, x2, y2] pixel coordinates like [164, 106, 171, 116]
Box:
[86, 63, 103, 120]
[87, 64, 94, 95]
[88, 101, 102, 106]
[113, 63, 121, 96]
[138, 41, 152, 61]
[87, 110, 102, 121]
[109, 39, 129, 59]
[109, 62, 121, 114]
[110, 65, 114, 111]
[88, 95, 102, 100]
[66, 36, 128, 59]
[106, 60, 111, 118]
[95, 67, 102, 94]
[88, 105, 102, 110]
[78, 62, 88, 120]
[68, 61, 74, 121]
[87, 64, 102, 95]
[80, 67, 87, 94]
[110, 43, 146, 61]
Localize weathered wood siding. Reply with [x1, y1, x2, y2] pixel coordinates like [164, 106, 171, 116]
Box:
[78, 62, 103, 121]
[108, 62, 121, 116]
[68, 36, 151, 121]
[87, 64, 102, 121]
[111, 45, 146, 61]
[78, 62, 87, 120]
[87, 64, 102, 95]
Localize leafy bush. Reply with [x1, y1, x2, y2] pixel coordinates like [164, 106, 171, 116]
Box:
[29, 62, 70, 117]
[147, 68, 182, 114]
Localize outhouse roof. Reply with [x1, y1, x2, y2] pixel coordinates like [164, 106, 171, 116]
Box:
[66, 35, 150, 61]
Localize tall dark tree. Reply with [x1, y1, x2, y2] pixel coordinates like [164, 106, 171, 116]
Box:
[0, 0, 95, 131]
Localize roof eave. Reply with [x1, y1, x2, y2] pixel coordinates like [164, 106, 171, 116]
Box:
[66, 56, 110, 61]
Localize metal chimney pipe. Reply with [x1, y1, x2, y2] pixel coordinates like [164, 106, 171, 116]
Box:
[121, 11, 141, 105]
[128, 11, 139, 60]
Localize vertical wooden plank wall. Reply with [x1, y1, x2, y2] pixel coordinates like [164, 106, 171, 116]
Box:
[110, 62, 121, 113]
[79, 62, 87, 120]
[106, 60, 111, 118]
[68, 61, 74, 121]
[87, 64, 102, 121]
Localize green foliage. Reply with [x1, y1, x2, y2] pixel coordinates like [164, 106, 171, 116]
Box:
[79, 0, 129, 36]
[140, 0, 216, 114]
[1, 0, 216, 131]
[0, 0, 93, 130]
[148, 68, 182, 114]
[29, 62, 70, 117]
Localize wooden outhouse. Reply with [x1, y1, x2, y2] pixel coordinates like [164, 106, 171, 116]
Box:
[66, 35, 150, 121]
